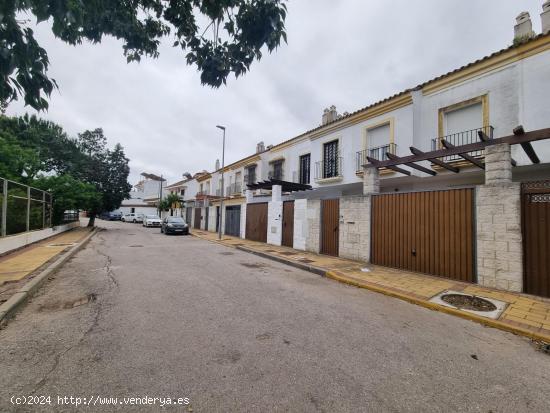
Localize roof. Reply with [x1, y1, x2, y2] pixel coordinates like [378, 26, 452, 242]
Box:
[140, 172, 166, 181]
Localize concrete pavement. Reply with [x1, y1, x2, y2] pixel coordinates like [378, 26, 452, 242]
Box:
[0, 219, 549, 412]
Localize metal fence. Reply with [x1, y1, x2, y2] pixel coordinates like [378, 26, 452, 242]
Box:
[0, 177, 53, 237]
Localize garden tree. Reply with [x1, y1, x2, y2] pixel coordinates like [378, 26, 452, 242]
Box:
[74, 129, 131, 227]
[1, 0, 288, 110]
[162, 192, 182, 216]
[34, 174, 101, 225]
[0, 132, 42, 182]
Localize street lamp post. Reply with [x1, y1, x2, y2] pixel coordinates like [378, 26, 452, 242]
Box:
[216, 125, 226, 240]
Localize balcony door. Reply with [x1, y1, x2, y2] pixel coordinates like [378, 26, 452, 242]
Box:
[323, 140, 339, 178]
[299, 154, 310, 184]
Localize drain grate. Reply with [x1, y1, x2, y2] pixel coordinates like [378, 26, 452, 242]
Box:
[441, 294, 496, 312]
[129, 245, 143, 248]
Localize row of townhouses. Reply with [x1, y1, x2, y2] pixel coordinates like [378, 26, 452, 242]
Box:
[145, 9, 550, 298]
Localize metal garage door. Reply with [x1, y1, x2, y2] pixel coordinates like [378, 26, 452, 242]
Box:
[522, 181, 550, 298]
[371, 188, 475, 282]
[225, 205, 241, 237]
[246, 203, 268, 242]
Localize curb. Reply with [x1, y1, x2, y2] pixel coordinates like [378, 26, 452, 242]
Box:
[192, 231, 550, 344]
[325, 270, 550, 344]
[235, 246, 327, 277]
[0, 227, 98, 326]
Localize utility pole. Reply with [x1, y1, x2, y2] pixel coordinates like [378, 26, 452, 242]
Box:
[216, 125, 226, 240]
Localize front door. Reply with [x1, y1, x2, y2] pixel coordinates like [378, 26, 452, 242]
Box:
[204, 207, 209, 231]
[522, 181, 550, 297]
[282, 201, 294, 248]
[194, 208, 201, 229]
[216, 206, 220, 232]
[225, 206, 241, 237]
[320, 199, 339, 256]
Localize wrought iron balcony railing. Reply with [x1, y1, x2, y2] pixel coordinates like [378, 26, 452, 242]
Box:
[431, 126, 494, 162]
[315, 157, 343, 181]
[356, 143, 397, 172]
[195, 190, 210, 197]
[244, 173, 257, 185]
[268, 170, 284, 181]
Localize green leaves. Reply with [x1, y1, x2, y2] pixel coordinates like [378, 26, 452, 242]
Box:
[1, 0, 288, 111]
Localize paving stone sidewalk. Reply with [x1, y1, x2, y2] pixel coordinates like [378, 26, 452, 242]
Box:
[0, 226, 90, 305]
[192, 229, 550, 343]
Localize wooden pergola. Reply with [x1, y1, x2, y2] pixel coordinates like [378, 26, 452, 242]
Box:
[363, 126, 550, 175]
[246, 178, 312, 192]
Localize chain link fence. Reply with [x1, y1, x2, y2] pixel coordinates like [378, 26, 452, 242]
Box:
[0, 177, 53, 237]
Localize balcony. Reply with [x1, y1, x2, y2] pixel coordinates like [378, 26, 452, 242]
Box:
[431, 126, 494, 162]
[268, 170, 284, 181]
[315, 157, 343, 181]
[244, 173, 257, 186]
[195, 190, 210, 197]
[356, 143, 397, 172]
[226, 183, 242, 196]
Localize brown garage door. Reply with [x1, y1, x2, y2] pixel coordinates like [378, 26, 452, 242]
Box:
[371, 189, 474, 282]
[321, 199, 339, 256]
[522, 181, 550, 298]
[246, 203, 268, 242]
[282, 201, 294, 248]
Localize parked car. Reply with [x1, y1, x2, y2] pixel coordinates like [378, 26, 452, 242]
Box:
[161, 216, 189, 235]
[100, 211, 122, 220]
[143, 214, 162, 227]
[122, 213, 144, 223]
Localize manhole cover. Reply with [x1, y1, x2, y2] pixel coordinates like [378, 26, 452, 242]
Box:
[441, 294, 496, 312]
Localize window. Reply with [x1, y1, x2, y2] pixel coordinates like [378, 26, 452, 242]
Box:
[323, 140, 339, 178]
[443, 102, 483, 136]
[270, 160, 284, 180]
[299, 154, 310, 184]
[245, 165, 257, 185]
[366, 124, 393, 160]
[180, 189, 185, 196]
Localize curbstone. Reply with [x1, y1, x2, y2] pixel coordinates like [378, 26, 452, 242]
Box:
[0, 227, 98, 325]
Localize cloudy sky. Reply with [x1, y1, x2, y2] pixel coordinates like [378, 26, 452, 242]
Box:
[7, 0, 546, 184]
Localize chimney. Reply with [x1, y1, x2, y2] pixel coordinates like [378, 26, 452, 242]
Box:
[321, 105, 338, 125]
[215, 159, 220, 170]
[256, 141, 265, 153]
[542, 1, 550, 33]
[514, 11, 535, 43]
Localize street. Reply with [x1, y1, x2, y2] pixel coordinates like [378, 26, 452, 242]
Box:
[0, 220, 549, 412]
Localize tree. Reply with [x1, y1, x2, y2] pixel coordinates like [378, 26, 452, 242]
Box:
[162, 193, 182, 217]
[75, 129, 131, 227]
[34, 174, 101, 225]
[1, 1, 288, 111]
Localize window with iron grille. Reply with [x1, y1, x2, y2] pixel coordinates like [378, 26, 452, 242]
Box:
[323, 140, 339, 178]
[271, 160, 284, 180]
[245, 165, 256, 185]
[299, 154, 310, 184]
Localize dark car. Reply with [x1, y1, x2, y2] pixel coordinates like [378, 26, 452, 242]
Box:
[100, 211, 122, 221]
[161, 216, 189, 235]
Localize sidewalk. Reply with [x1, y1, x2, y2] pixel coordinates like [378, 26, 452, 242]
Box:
[192, 229, 550, 343]
[0, 226, 91, 290]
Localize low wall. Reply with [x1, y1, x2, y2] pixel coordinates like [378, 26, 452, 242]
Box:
[0, 221, 81, 256]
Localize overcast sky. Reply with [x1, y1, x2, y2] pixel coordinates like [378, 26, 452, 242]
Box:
[7, 0, 546, 184]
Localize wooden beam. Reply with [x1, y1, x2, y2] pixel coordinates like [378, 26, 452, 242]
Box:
[362, 128, 550, 169]
[514, 125, 540, 164]
[386, 152, 437, 176]
[441, 139, 485, 169]
[366, 156, 411, 175]
[409, 147, 460, 173]
[478, 129, 517, 166]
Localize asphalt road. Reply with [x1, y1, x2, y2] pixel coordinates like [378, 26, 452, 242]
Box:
[0, 220, 549, 412]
